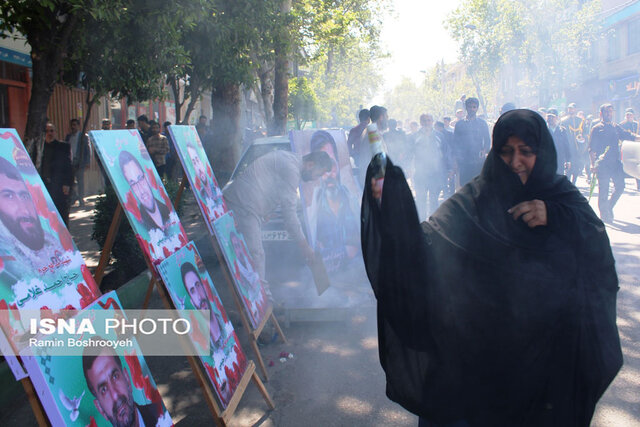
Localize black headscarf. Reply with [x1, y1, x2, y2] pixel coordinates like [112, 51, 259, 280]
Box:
[362, 109, 622, 426]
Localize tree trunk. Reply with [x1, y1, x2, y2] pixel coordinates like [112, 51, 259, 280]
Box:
[268, 0, 292, 136]
[270, 51, 289, 136]
[258, 66, 275, 129]
[210, 82, 242, 185]
[23, 15, 79, 169]
[168, 76, 183, 125]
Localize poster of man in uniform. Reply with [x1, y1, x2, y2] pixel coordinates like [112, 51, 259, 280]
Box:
[213, 213, 267, 329]
[20, 292, 173, 427]
[167, 125, 227, 234]
[89, 130, 188, 269]
[0, 129, 101, 333]
[289, 130, 361, 274]
[157, 243, 247, 408]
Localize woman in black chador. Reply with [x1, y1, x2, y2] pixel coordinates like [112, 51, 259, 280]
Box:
[361, 109, 622, 426]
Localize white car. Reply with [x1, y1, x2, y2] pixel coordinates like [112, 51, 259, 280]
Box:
[621, 140, 640, 180]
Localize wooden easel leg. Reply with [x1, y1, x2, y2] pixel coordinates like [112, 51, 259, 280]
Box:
[150, 274, 226, 425]
[209, 234, 272, 381]
[251, 370, 275, 410]
[270, 312, 287, 344]
[248, 335, 269, 381]
[20, 377, 49, 427]
[94, 204, 123, 286]
[141, 277, 156, 309]
[185, 354, 225, 427]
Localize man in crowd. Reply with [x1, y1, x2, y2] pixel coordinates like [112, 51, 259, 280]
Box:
[453, 97, 491, 186]
[137, 115, 151, 143]
[454, 94, 466, 113]
[619, 107, 640, 190]
[145, 121, 170, 177]
[561, 102, 584, 184]
[347, 108, 370, 185]
[126, 119, 136, 130]
[590, 103, 640, 222]
[222, 149, 333, 293]
[101, 118, 112, 130]
[83, 345, 161, 427]
[385, 119, 409, 170]
[118, 151, 170, 232]
[41, 122, 73, 225]
[434, 120, 455, 196]
[414, 114, 445, 219]
[196, 115, 209, 142]
[546, 108, 572, 175]
[65, 118, 90, 207]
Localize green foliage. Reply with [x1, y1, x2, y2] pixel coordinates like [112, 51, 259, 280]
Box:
[64, 0, 203, 106]
[288, 76, 318, 129]
[445, 0, 601, 107]
[91, 177, 184, 287]
[296, 0, 389, 127]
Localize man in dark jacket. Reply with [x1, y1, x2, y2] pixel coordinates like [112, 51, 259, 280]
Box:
[41, 123, 73, 225]
[590, 103, 640, 222]
[65, 118, 90, 207]
[546, 109, 571, 175]
[453, 97, 491, 186]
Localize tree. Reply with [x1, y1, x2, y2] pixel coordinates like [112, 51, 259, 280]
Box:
[64, 0, 198, 135]
[293, 0, 389, 127]
[288, 76, 318, 129]
[0, 1, 122, 165]
[446, 0, 600, 109]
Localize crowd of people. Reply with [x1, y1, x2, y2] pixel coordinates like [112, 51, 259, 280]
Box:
[349, 96, 640, 223]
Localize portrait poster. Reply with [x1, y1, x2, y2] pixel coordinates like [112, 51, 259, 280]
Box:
[157, 243, 247, 408]
[212, 213, 268, 329]
[167, 125, 227, 234]
[89, 130, 188, 271]
[289, 129, 361, 274]
[0, 129, 101, 340]
[20, 291, 173, 427]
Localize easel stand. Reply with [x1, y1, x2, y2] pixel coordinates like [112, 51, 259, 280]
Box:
[154, 172, 287, 381]
[21, 376, 49, 427]
[147, 272, 274, 426]
[94, 175, 187, 303]
[209, 233, 287, 381]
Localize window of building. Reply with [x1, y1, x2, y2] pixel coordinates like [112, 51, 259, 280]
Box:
[629, 19, 640, 55]
[608, 31, 620, 61]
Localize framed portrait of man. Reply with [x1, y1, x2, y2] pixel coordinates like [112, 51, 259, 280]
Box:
[289, 130, 361, 274]
[212, 213, 268, 330]
[167, 125, 227, 234]
[20, 291, 173, 427]
[0, 129, 101, 327]
[158, 243, 247, 408]
[89, 130, 188, 270]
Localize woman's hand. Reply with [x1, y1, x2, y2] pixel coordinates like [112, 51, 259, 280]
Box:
[508, 200, 547, 228]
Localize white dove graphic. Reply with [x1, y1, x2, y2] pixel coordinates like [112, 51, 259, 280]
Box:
[59, 388, 85, 422]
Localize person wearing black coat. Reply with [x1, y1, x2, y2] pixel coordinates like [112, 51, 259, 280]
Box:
[41, 123, 73, 225]
[362, 109, 622, 426]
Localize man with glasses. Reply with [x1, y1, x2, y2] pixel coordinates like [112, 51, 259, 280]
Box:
[41, 123, 73, 225]
[589, 103, 640, 222]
